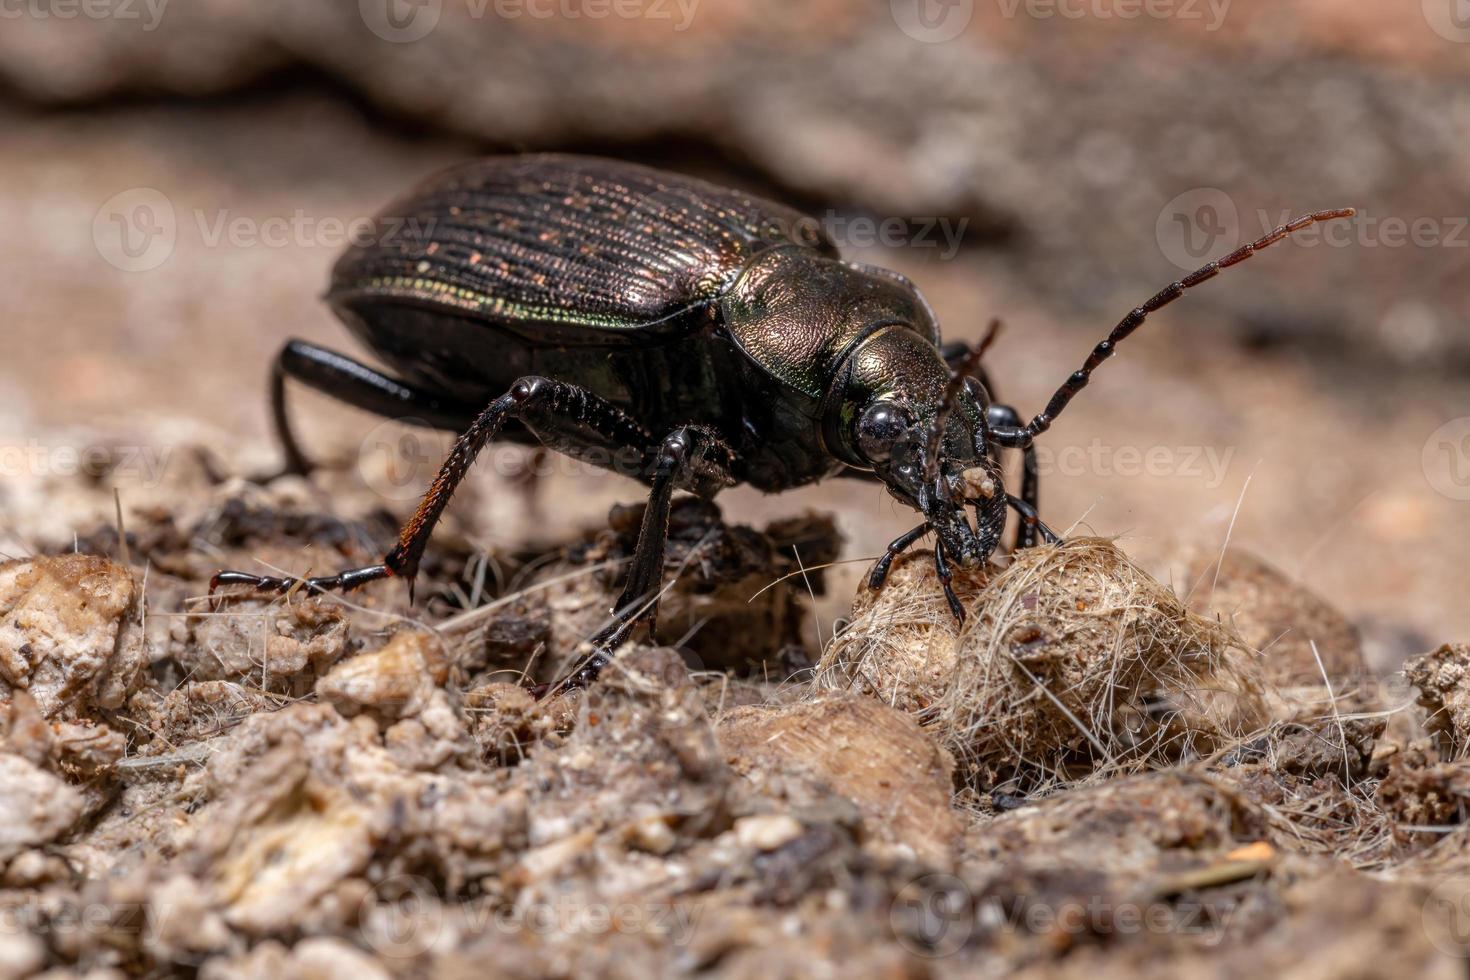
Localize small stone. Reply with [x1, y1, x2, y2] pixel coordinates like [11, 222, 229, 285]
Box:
[627, 815, 677, 855]
[0, 753, 84, 863]
[0, 931, 44, 980]
[0, 555, 143, 719]
[735, 814, 803, 852]
[316, 630, 448, 721]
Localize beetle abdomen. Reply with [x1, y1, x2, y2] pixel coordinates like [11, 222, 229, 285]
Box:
[329, 154, 838, 340]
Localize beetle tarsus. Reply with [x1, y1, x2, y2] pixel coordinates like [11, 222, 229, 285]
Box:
[532, 650, 613, 700]
[207, 563, 394, 604]
[933, 540, 967, 624]
[1006, 494, 1060, 546]
[869, 522, 931, 590]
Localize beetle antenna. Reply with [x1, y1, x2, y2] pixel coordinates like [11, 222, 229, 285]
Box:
[924, 318, 1002, 481]
[1014, 208, 1355, 444]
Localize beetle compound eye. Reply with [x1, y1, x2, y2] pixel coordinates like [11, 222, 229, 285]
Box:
[856, 401, 915, 465]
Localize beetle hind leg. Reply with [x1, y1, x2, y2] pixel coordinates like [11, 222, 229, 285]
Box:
[262, 338, 478, 480]
[209, 563, 395, 602]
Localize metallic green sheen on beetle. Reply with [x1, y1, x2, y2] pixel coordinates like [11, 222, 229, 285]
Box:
[210, 154, 1354, 693]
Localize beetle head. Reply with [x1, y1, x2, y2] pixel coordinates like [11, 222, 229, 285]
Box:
[828, 326, 1008, 572]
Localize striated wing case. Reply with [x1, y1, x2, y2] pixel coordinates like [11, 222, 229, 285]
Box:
[329, 154, 838, 343]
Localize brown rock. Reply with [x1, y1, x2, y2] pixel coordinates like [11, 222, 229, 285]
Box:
[824, 539, 1265, 790]
[517, 647, 730, 850]
[0, 555, 143, 719]
[719, 691, 960, 868]
[1186, 549, 1365, 688]
[186, 598, 348, 689]
[1404, 643, 1470, 758]
[1376, 741, 1470, 836]
[0, 753, 84, 864]
[315, 630, 448, 722]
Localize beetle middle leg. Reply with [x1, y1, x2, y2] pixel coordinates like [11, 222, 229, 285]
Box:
[545, 424, 736, 696]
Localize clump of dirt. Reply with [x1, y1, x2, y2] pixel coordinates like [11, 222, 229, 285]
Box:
[719, 691, 962, 867]
[1402, 643, 1470, 758]
[1183, 548, 1369, 691]
[818, 537, 1268, 791]
[0, 554, 145, 720]
[440, 496, 841, 686]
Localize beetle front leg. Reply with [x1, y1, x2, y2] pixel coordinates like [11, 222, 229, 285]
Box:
[210, 376, 653, 603]
[868, 522, 931, 590]
[1005, 493, 1060, 546]
[987, 403, 1041, 551]
[933, 539, 967, 624]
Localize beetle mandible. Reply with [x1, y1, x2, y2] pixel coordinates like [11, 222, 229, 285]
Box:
[210, 155, 1352, 692]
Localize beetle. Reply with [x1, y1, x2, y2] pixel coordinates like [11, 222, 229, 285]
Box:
[210, 154, 1352, 691]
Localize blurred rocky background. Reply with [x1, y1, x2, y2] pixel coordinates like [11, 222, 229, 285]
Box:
[1, 0, 1466, 671]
